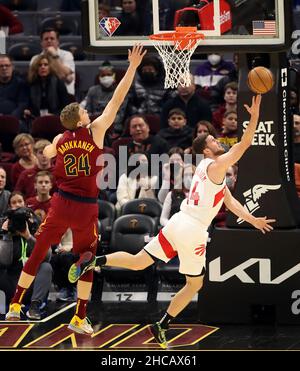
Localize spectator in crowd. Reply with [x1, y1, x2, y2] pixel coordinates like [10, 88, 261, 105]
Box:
[98, 2, 110, 19]
[24, 54, 70, 124]
[0, 191, 52, 320]
[26, 171, 53, 222]
[160, 164, 194, 226]
[126, 114, 169, 157]
[0, 166, 10, 217]
[158, 146, 185, 204]
[157, 108, 193, 150]
[295, 163, 300, 198]
[114, 0, 144, 36]
[0, 54, 28, 119]
[0, 4, 23, 34]
[11, 134, 37, 188]
[218, 110, 238, 149]
[116, 152, 158, 211]
[160, 75, 212, 129]
[30, 28, 75, 96]
[294, 113, 300, 164]
[82, 61, 128, 135]
[50, 228, 77, 302]
[210, 53, 238, 108]
[15, 139, 54, 199]
[128, 55, 174, 116]
[213, 164, 238, 227]
[212, 82, 238, 133]
[194, 53, 236, 91]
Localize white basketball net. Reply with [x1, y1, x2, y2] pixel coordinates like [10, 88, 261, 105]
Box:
[151, 37, 202, 89]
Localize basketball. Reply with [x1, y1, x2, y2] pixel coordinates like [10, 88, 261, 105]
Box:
[247, 67, 274, 94]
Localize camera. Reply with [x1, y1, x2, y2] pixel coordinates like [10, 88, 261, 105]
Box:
[5, 207, 38, 234]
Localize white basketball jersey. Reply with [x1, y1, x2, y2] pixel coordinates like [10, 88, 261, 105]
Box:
[180, 158, 226, 227]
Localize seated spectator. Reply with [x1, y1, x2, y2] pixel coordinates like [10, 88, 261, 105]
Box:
[114, 0, 144, 36]
[128, 55, 174, 116]
[81, 61, 128, 135]
[116, 152, 158, 211]
[98, 2, 110, 19]
[0, 54, 28, 120]
[15, 139, 54, 199]
[0, 191, 52, 320]
[160, 164, 195, 226]
[212, 82, 237, 134]
[30, 28, 75, 96]
[51, 228, 76, 302]
[11, 133, 37, 188]
[126, 114, 169, 157]
[194, 53, 236, 96]
[294, 113, 300, 164]
[26, 171, 53, 222]
[214, 164, 238, 227]
[0, 4, 23, 34]
[291, 88, 300, 115]
[295, 163, 300, 198]
[160, 74, 212, 129]
[157, 108, 193, 150]
[218, 110, 238, 149]
[210, 53, 238, 108]
[0, 166, 10, 218]
[24, 54, 70, 125]
[158, 146, 184, 204]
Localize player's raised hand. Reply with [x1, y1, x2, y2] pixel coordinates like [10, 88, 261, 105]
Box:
[128, 44, 147, 69]
[251, 216, 276, 234]
[244, 94, 262, 117]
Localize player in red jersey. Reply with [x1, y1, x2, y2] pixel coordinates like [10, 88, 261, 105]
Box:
[5, 44, 146, 334]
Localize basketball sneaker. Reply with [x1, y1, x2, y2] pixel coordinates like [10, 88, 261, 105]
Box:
[68, 252, 96, 283]
[68, 315, 94, 335]
[149, 322, 168, 349]
[5, 303, 22, 321]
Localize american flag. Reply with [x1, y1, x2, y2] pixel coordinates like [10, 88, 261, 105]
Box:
[252, 20, 276, 35]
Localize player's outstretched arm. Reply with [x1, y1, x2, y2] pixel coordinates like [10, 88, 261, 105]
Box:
[214, 95, 262, 171]
[91, 44, 146, 133]
[224, 187, 276, 234]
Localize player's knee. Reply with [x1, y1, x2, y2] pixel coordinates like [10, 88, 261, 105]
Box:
[186, 276, 203, 292]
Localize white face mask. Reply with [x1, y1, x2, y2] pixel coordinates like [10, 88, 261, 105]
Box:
[99, 75, 115, 88]
[208, 54, 221, 66]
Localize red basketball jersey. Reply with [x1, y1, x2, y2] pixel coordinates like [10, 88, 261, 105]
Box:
[54, 127, 103, 198]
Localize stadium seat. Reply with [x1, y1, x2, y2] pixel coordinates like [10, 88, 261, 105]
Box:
[8, 42, 41, 61]
[97, 200, 116, 252]
[120, 198, 162, 233]
[39, 16, 79, 35]
[31, 115, 65, 141]
[101, 214, 157, 302]
[60, 41, 86, 60]
[0, 115, 20, 152]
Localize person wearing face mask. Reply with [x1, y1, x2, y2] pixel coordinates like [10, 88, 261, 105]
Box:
[194, 53, 235, 104]
[128, 55, 174, 116]
[82, 61, 128, 135]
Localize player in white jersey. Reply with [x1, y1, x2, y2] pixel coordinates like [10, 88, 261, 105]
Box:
[68, 94, 275, 348]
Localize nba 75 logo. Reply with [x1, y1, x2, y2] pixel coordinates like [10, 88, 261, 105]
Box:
[99, 17, 121, 37]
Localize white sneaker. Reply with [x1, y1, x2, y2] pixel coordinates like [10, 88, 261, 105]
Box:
[68, 315, 94, 335]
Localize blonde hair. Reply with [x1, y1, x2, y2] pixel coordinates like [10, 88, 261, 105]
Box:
[13, 133, 34, 151]
[34, 139, 51, 154]
[60, 102, 81, 130]
[28, 54, 60, 83]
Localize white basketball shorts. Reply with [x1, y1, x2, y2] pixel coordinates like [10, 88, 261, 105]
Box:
[144, 211, 208, 276]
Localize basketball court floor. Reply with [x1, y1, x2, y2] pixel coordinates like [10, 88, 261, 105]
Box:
[1, 299, 300, 352]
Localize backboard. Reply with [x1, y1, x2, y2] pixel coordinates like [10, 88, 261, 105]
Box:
[81, 0, 291, 54]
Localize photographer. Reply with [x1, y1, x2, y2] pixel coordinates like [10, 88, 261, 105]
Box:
[0, 192, 52, 320]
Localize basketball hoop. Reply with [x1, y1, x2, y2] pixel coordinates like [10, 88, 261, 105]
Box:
[149, 27, 205, 89]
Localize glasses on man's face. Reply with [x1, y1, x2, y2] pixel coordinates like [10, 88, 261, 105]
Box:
[0, 64, 12, 68]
